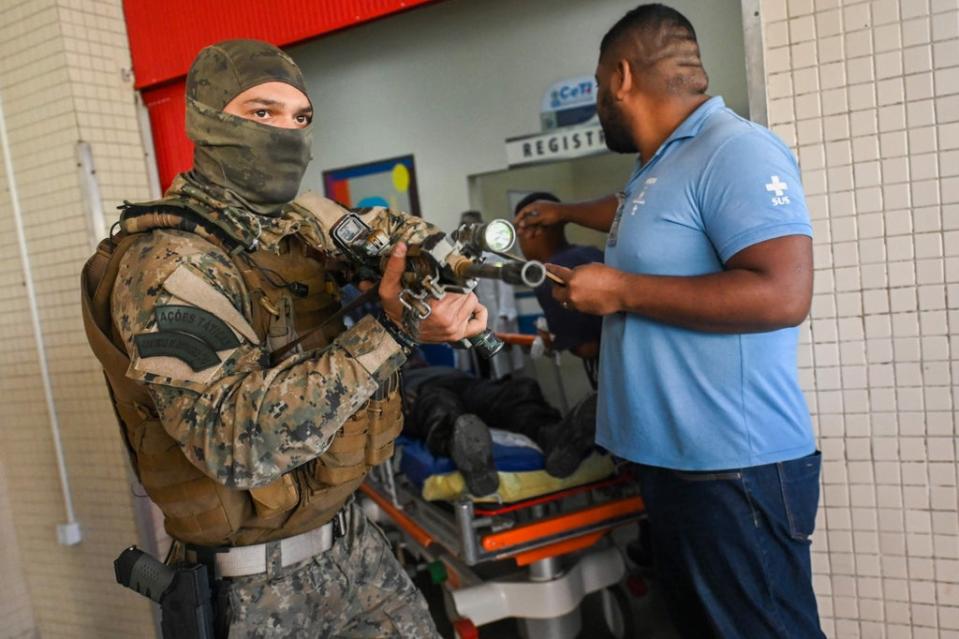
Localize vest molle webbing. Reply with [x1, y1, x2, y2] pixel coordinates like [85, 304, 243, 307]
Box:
[81, 202, 402, 547]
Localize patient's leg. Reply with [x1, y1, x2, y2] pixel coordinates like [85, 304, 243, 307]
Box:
[409, 383, 466, 457]
[464, 377, 560, 442]
[409, 381, 500, 496]
[542, 392, 598, 478]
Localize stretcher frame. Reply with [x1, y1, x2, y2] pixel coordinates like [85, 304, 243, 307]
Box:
[360, 459, 645, 638]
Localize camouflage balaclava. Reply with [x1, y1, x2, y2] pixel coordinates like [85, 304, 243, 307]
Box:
[184, 39, 312, 216]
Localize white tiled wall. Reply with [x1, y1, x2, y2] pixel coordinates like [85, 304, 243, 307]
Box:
[762, 0, 959, 636]
[0, 0, 155, 637]
[0, 462, 35, 639]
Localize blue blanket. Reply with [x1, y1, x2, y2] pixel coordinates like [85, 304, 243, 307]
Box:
[397, 435, 545, 488]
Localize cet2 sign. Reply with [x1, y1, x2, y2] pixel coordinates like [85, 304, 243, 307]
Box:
[540, 74, 598, 130]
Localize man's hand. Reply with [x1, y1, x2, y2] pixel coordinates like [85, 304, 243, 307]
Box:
[379, 242, 489, 342]
[515, 194, 620, 235]
[547, 236, 813, 333]
[515, 199, 567, 238]
[547, 263, 625, 316]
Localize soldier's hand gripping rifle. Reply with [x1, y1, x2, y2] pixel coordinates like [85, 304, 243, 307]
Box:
[331, 214, 546, 359]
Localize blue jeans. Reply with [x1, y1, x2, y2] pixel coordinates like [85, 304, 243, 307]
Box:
[636, 451, 825, 639]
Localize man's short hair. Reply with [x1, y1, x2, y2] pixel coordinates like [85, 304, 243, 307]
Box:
[514, 191, 560, 216]
[599, 3, 708, 96]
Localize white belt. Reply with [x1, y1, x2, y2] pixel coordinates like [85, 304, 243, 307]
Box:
[190, 522, 335, 578]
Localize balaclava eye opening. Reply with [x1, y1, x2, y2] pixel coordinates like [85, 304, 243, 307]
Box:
[184, 39, 313, 216]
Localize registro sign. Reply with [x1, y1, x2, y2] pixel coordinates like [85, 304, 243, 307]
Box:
[505, 124, 607, 167]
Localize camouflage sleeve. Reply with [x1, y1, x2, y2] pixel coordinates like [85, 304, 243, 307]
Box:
[355, 205, 439, 248]
[112, 230, 406, 489]
[288, 191, 441, 260]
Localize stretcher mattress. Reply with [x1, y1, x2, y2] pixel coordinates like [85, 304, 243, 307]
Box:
[397, 431, 614, 503]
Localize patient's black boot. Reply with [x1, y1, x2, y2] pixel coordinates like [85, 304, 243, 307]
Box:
[544, 393, 598, 478]
[451, 414, 500, 496]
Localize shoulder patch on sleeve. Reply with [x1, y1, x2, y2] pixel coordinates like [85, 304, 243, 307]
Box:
[132, 303, 242, 374]
[155, 305, 241, 350]
[134, 331, 221, 371]
[162, 264, 260, 345]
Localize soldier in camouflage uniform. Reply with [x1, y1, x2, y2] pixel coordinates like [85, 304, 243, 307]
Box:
[85, 39, 487, 637]
[227, 505, 434, 637]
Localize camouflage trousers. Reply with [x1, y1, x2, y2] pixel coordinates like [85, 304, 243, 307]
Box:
[223, 503, 439, 638]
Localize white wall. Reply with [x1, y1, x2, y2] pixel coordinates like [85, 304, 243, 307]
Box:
[292, 0, 748, 231]
[759, 0, 959, 636]
[0, 462, 35, 639]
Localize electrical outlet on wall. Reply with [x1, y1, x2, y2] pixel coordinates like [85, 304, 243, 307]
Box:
[57, 522, 82, 546]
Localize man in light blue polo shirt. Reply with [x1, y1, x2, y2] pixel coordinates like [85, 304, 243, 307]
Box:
[517, 5, 823, 638]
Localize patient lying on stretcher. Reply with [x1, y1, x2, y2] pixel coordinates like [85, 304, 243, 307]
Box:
[402, 367, 597, 496]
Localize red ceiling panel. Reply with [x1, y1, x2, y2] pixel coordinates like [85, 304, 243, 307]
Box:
[124, 0, 439, 90]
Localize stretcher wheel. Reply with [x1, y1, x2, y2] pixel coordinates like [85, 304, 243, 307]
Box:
[582, 584, 635, 639]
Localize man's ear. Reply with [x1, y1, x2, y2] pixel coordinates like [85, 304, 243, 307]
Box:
[615, 59, 634, 100]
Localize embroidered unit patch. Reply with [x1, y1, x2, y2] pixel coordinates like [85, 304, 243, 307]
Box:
[133, 331, 220, 371]
[133, 305, 241, 371]
[155, 305, 240, 350]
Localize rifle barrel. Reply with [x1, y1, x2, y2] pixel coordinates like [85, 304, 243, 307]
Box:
[460, 260, 546, 287]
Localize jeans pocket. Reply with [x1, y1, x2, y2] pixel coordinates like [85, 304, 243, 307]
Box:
[778, 451, 822, 541]
[670, 469, 742, 482]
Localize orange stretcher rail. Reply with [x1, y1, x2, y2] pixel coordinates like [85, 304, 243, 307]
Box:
[512, 531, 607, 567]
[481, 495, 644, 553]
[359, 483, 434, 549]
[494, 332, 537, 347]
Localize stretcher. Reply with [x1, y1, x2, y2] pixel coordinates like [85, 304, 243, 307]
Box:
[359, 435, 645, 638]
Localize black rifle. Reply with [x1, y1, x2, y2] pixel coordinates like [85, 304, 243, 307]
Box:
[331, 214, 546, 359]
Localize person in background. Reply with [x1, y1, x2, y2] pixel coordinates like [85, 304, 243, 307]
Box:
[516, 5, 822, 638]
[514, 192, 604, 387]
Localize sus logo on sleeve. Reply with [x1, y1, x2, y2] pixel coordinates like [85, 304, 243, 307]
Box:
[765, 175, 790, 206]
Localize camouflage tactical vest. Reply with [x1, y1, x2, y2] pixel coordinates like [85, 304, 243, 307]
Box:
[80, 199, 402, 547]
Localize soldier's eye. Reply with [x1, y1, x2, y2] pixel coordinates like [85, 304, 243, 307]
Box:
[295, 114, 312, 125]
[253, 109, 269, 118]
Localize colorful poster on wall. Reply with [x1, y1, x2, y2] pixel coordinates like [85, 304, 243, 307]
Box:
[322, 155, 421, 216]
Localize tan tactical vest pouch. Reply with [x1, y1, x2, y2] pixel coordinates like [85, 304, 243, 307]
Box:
[81, 210, 402, 547]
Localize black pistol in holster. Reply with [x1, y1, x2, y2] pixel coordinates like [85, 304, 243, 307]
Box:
[115, 545, 215, 639]
[331, 213, 546, 359]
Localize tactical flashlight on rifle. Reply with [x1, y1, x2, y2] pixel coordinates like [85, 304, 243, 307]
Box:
[331, 214, 546, 359]
[115, 546, 215, 639]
